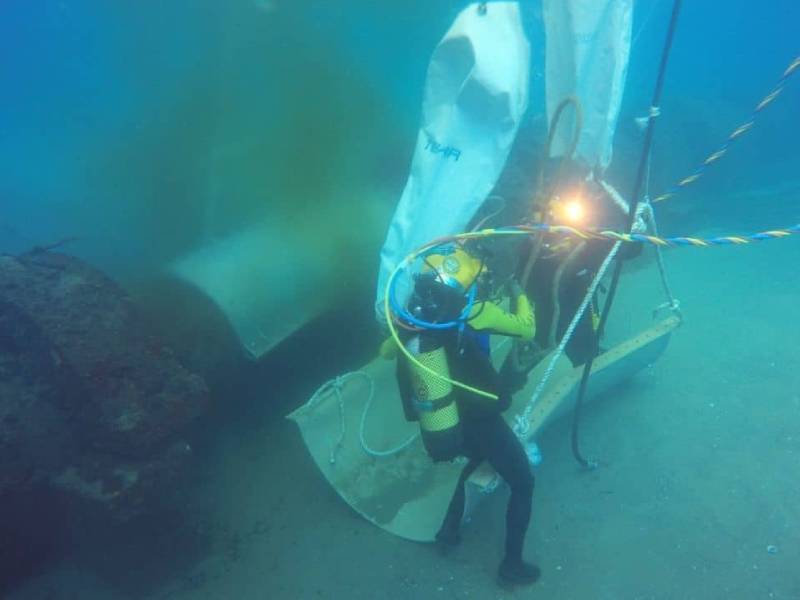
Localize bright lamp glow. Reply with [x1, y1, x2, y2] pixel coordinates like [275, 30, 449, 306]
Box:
[564, 199, 584, 222]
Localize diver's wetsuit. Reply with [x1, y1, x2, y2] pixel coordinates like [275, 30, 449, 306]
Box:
[396, 289, 535, 564]
[440, 330, 533, 561]
[528, 239, 606, 366]
[526, 188, 641, 366]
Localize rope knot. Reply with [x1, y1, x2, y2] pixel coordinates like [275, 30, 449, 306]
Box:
[636, 201, 654, 221]
[652, 299, 682, 320]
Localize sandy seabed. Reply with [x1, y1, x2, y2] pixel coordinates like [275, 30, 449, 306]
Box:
[11, 236, 800, 600]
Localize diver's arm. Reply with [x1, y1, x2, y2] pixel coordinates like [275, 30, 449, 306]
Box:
[467, 289, 535, 340]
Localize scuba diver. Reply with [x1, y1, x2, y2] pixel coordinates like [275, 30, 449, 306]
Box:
[498, 157, 643, 393]
[393, 243, 541, 585]
[373, 0, 637, 585]
[532, 162, 632, 364]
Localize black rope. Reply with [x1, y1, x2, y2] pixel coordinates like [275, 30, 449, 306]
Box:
[570, 0, 683, 468]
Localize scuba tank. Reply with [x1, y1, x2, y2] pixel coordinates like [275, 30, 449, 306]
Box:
[395, 247, 489, 462]
[402, 334, 463, 462]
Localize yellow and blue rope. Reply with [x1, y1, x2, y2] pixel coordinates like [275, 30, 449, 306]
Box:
[383, 220, 797, 398]
[654, 54, 800, 203]
[515, 223, 800, 248]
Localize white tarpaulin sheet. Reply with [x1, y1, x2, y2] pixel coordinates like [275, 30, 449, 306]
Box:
[543, 0, 633, 172]
[375, 2, 531, 319]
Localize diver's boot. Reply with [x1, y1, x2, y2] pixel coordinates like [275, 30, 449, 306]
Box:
[498, 557, 540, 585]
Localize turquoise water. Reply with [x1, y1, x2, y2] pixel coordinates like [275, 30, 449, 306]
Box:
[2, 1, 799, 598]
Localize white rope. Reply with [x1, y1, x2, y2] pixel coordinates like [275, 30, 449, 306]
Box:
[359, 377, 419, 458]
[599, 179, 631, 216]
[514, 240, 623, 437]
[306, 371, 418, 464]
[306, 374, 350, 464]
[642, 199, 682, 317]
[599, 180, 647, 233]
[640, 143, 681, 318]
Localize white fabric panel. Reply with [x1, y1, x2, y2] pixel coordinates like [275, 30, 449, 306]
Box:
[374, 2, 531, 321]
[543, 0, 633, 172]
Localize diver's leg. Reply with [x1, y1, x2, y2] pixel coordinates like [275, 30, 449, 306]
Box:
[483, 415, 539, 584]
[436, 458, 481, 546]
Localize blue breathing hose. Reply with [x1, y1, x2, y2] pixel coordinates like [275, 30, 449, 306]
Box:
[388, 262, 477, 331]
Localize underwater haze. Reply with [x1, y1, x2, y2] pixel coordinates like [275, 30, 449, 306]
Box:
[1, 1, 799, 599]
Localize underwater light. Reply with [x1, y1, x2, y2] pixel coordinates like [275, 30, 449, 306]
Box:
[563, 198, 585, 223]
[551, 195, 587, 225]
